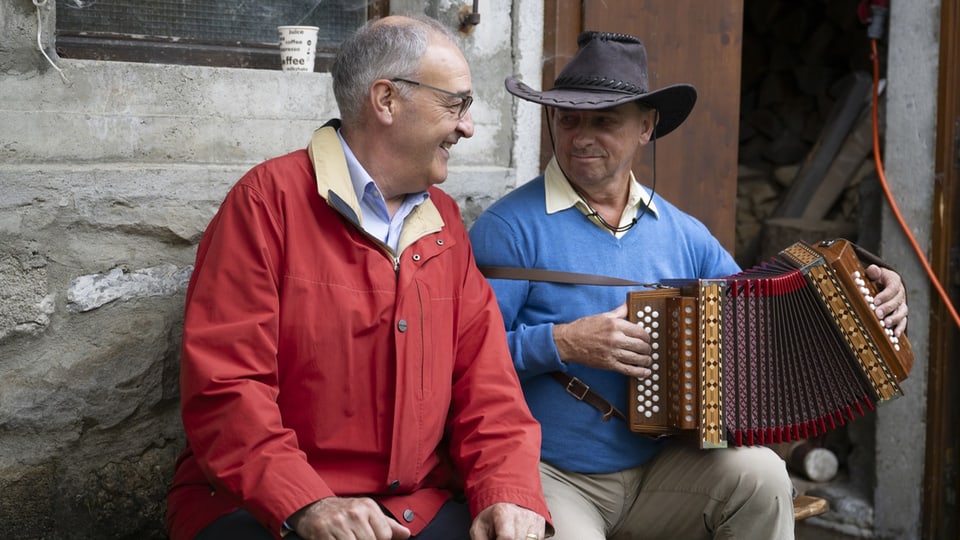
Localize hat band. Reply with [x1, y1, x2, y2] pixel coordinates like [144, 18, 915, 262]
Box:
[553, 75, 647, 96]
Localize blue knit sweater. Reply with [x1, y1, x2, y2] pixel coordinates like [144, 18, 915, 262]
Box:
[469, 175, 740, 473]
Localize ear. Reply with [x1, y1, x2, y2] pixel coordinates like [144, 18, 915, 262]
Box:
[638, 109, 658, 145]
[369, 79, 399, 125]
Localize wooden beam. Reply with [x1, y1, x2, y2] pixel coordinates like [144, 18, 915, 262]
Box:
[924, 0, 960, 535]
[772, 72, 872, 219]
[539, 0, 582, 171]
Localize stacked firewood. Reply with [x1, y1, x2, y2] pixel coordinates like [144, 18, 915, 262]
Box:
[735, 0, 885, 266]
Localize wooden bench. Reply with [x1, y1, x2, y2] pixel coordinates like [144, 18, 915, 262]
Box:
[794, 495, 829, 521]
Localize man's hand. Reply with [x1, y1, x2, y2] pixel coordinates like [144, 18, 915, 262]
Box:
[469, 502, 546, 540]
[865, 264, 909, 337]
[287, 497, 411, 540]
[553, 303, 652, 378]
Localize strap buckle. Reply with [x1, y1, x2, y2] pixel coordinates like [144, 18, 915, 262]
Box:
[563, 376, 591, 401]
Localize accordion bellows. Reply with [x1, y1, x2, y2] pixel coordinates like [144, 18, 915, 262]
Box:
[627, 239, 913, 449]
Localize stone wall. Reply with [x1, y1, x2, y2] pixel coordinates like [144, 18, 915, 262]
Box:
[0, 0, 542, 537]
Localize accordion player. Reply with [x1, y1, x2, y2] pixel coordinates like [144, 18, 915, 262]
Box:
[626, 239, 914, 449]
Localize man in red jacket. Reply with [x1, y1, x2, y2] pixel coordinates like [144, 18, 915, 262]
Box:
[165, 14, 552, 540]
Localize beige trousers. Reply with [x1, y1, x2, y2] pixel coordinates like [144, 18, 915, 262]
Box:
[540, 441, 795, 540]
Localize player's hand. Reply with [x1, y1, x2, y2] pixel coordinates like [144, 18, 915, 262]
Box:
[553, 303, 652, 378]
[865, 264, 908, 336]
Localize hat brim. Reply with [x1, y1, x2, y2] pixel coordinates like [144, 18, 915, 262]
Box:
[505, 77, 697, 138]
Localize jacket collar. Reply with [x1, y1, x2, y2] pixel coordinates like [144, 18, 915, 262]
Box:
[308, 120, 446, 253]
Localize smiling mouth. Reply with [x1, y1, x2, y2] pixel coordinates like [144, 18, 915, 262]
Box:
[439, 141, 454, 158]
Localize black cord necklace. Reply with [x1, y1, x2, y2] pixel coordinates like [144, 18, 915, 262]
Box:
[572, 189, 640, 233]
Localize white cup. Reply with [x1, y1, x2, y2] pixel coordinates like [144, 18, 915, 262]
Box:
[278, 25, 320, 72]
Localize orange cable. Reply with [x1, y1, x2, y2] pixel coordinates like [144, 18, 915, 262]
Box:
[870, 38, 960, 329]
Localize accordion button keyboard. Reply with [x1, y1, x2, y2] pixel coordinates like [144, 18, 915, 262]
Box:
[634, 306, 664, 420]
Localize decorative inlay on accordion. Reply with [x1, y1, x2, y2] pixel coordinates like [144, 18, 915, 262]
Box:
[627, 239, 914, 449]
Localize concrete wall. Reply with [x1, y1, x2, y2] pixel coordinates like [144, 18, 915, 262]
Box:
[873, 0, 939, 538]
[0, 0, 542, 537]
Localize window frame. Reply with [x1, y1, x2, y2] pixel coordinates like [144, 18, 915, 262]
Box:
[54, 0, 389, 72]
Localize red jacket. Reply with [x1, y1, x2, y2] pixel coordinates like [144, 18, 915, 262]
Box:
[166, 123, 550, 539]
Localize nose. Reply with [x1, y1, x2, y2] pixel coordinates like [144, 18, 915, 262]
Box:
[457, 110, 475, 139]
[571, 127, 593, 148]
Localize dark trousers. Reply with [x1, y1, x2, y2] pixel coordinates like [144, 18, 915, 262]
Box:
[195, 499, 472, 540]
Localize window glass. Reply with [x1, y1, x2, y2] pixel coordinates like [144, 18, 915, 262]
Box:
[55, 0, 385, 70]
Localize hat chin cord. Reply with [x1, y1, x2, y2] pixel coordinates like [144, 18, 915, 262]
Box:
[545, 108, 658, 234]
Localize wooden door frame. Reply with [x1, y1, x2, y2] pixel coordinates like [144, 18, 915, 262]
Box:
[539, 0, 581, 172]
[923, 0, 960, 536]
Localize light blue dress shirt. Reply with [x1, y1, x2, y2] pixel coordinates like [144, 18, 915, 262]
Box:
[337, 130, 429, 252]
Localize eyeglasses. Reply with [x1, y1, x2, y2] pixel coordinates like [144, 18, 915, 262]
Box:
[391, 77, 474, 119]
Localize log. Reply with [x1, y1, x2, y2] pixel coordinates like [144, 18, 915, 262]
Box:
[800, 103, 881, 220]
[787, 441, 840, 483]
[771, 72, 873, 218]
[758, 217, 857, 262]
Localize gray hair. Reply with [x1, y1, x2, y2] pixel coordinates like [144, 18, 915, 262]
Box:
[332, 15, 459, 125]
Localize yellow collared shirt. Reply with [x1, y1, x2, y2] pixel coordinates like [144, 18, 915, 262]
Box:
[543, 157, 659, 237]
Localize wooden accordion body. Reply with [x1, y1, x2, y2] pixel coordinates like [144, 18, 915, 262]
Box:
[627, 239, 914, 449]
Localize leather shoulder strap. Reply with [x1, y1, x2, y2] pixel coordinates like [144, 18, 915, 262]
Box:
[477, 265, 645, 424]
[478, 266, 658, 288]
[550, 372, 627, 423]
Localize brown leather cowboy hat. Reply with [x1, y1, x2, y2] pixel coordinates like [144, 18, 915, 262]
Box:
[505, 31, 697, 138]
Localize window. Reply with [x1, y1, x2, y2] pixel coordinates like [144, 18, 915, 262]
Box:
[55, 0, 389, 71]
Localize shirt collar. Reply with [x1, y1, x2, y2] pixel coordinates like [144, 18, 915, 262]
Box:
[336, 129, 430, 217]
[543, 157, 659, 222]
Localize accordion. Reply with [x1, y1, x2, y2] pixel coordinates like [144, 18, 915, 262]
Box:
[627, 239, 913, 449]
